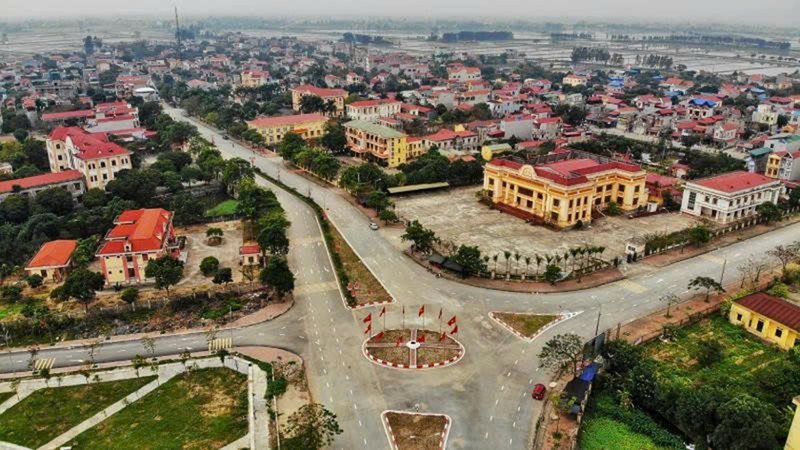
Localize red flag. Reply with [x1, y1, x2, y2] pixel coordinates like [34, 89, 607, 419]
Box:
[417, 334, 426, 343]
[438, 308, 443, 319]
[418, 305, 425, 317]
[448, 315, 457, 326]
[379, 306, 386, 317]
[364, 323, 372, 334]
[439, 332, 447, 342]
[374, 331, 384, 342]
[450, 325, 459, 335]
[396, 336, 405, 347]
[363, 313, 372, 323]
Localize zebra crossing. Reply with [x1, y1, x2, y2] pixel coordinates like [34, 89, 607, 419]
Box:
[33, 358, 55, 372]
[208, 338, 232, 352]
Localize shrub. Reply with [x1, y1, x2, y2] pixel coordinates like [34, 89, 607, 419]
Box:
[0, 285, 23, 302]
[25, 274, 43, 289]
[694, 339, 724, 367]
[589, 393, 685, 449]
[266, 377, 288, 400]
[200, 256, 220, 277]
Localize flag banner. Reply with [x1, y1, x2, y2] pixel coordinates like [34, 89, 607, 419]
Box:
[379, 306, 386, 317]
[374, 331, 384, 342]
[448, 315, 457, 326]
[363, 313, 372, 323]
[418, 334, 426, 343]
[439, 332, 447, 342]
[451, 325, 459, 335]
[418, 305, 425, 317]
[364, 323, 372, 334]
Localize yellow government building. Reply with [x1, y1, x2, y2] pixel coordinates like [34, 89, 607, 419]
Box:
[483, 155, 648, 228]
[344, 120, 410, 168]
[246, 113, 328, 146]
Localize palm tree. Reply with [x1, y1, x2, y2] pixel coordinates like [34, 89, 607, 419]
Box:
[514, 252, 521, 275]
[535, 254, 543, 278]
[504, 251, 512, 275]
[493, 254, 499, 273]
[524, 256, 531, 278]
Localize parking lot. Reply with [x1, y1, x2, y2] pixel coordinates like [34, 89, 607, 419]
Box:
[389, 186, 702, 265]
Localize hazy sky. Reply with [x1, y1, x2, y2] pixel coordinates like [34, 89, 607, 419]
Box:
[4, 0, 799, 26]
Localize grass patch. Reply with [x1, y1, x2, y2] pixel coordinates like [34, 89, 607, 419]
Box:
[385, 411, 448, 450]
[206, 199, 240, 217]
[67, 367, 247, 449]
[580, 417, 671, 450]
[328, 222, 392, 306]
[0, 376, 155, 448]
[0, 303, 24, 320]
[0, 392, 14, 404]
[493, 312, 559, 338]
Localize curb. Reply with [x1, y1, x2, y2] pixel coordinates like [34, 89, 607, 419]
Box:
[489, 311, 584, 343]
[381, 410, 452, 450]
[361, 335, 465, 371]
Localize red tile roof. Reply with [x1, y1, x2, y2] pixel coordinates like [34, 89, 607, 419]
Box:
[736, 292, 800, 331]
[0, 170, 83, 194]
[691, 171, 778, 193]
[48, 127, 129, 160]
[424, 129, 477, 142]
[41, 110, 94, 121]
[348, 99, 400, 108]
[247, 113, 327, 128]
[239, 244, 261, 255]
[27, 240, 77, 268]
[97, 208, 173, 255]
[292, 84, 346, 98]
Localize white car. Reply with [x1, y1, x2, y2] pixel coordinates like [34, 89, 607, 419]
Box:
[369, 222, 379, 231]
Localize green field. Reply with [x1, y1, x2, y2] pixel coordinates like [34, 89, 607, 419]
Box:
[206, 199, 239, 217]
[68, 367, 248, 449]
[0, 303, 24, 320]
[0, 392, 13, 404]
[0, 376, 155, 448]
[580, 417, 671, 450]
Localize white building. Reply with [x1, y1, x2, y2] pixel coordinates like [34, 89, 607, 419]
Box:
[346, 99, 402, 122]
[752, 104, 779, 126]
[680, 171, 783, 224]
[447, 66, 481, 83]
[46, 127, 132, 190]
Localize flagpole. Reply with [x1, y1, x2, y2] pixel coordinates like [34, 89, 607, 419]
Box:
[402, 306, 405, 330]
[422, 304, 425, 331]
[439, 308, 442, 334]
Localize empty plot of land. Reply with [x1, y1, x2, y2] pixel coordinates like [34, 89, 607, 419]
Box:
[493, 313, 559, 339]
[384, 411, 448, 450]
[393, 186, 701, 263]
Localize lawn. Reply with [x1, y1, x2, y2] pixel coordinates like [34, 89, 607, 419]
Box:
[0, 302, 24, 320]
[206, 199, 240, 217]
[580, 417, 670, 450]
[493, 312, 558, 339]
[0, 392, 13, 404]
[0, 376, 155, 448]
[67, 367, 248, 449]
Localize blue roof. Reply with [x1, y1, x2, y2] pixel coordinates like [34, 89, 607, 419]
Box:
[665, 90, 682, 97]
[750, 88, 766, 94]
[690, 98, 717, 107]
[609, 81, 624, 87]
[578, 363, 598, 382]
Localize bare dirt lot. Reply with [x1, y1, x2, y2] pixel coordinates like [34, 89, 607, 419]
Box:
[177, 220, 246, 287]
[385, 411, 448, 450]
[390, 186, 702, 266]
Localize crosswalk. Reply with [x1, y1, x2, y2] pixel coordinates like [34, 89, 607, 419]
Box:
[294, 281, 339, 296]
[617, 280, 649, 294]
[208, 338, 232, 352]
[33, 358, 55, 372]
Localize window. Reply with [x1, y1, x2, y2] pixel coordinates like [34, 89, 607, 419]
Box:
[736, 313, 742, 321]
[100, 161, 106, 168]
[553, 199, 560, 207]
[756, 320, 764, 332]
[569, 200, 574, 208]
[57, 155, 63, 160]
[596, 186, 602, 193]
[775, 328, 783, 338]
[618, 185, 625, 192]
[112, 160, 117, 166]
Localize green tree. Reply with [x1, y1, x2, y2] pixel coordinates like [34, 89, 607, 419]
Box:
[257, 220, 290, 256]
[59, 268, 105, 313]
[282, 404, 343, 450]
[538, 333, 584, 374]
[259, 256, 295, 300]
[320, 121, 347, 153]
[120, 287, 139, 311]
[600, 340, 642, 378]
[451, 245, 486, 277]
[401, 220, 438, 254]
[710, 394, 782, 450]
[0, 195, 30, 224]
[24, 274, 43, 289]
[378, 209, 398, 224]
[687, 225, 712, 247]
[200, 256, 220, 277]
[144, 255, 184, 298]
[34, 187, 73, 216]
[212, 267, 233, 288]
[543, 264, 562, 285]
[688, 276, 724, 302]
[365, 190, 391, 213]
[756, 202, 782, 224]
[278, 132, 306, 160]
[694, 339, 724, 367]
[82, 188, 107, 208]
[72, 235, 100, 268]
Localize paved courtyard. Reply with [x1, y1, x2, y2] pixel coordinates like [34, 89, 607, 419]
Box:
[177, 220, 247, 287]
[390, 186, 702, 266]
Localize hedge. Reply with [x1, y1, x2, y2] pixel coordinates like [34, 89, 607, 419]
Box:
[588, 393, 685, 449]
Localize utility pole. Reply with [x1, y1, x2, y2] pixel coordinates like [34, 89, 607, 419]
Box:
[174, 6, 183, 63]
[719, 258, 727, 286]
[594, 305, 602, 337]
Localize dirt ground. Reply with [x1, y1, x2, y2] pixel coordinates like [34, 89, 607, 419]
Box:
[391, 186, 701, 264]
[177, 220, 247, 287]
[493, 313, 558, 338]
[385, 412, 448, 450]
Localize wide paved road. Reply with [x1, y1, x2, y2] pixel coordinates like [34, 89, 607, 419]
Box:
[2, 106, 795, 449]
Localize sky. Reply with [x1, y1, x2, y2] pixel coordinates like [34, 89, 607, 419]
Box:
[4, 0, 799, 26]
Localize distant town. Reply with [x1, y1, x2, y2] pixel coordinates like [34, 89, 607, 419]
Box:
[0, 14, 799, 450]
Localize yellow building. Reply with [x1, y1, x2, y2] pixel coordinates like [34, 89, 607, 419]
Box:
[246, 113, 328, 145]
[47, 126, 132, 190]
[240, 70, 270, 88]
[766, 153, 782, 178]
[787, 396, 800, 450]
[484, 156, 648, 228]
[345, 120, 409, 168]
[291, 85, 347, 117]
[729, 292, 799, 350]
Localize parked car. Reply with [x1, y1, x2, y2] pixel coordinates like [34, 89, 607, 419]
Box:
[369, 222, 379, 231]
[532, 384, 546, 400]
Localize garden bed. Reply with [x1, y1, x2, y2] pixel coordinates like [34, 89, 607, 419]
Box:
[492, 312, 559, 339]
[67, 367, 248, 449]
[0, 376, 156, 448]
[384, 411, 449, 450]
[370, 346, 410, 363]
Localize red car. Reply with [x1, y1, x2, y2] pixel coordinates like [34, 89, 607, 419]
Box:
[532, 384, 546, 400]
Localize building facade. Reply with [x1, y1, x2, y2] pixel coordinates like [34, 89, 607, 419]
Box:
[246, 113, 328, 145]
[729, 292, 799, 350]
[344, 120, 409, 168]
[0, 170, 85, 202]
[25, 239, 77, 283]
[96, 208, 178, 285]
[346, 99, 402, 122]
[680, 171, 782, 224]
[291, 85, 346, 117]
[483, 157, 648, 228]
[46, 126, 132, 190]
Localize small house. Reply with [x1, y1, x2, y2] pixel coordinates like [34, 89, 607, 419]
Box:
[729, 292, 800, 350]
[239, 244, 263, 267]
[25, 240, 77, 283]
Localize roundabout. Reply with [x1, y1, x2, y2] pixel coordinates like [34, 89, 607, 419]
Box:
[362, 329, 465, 370]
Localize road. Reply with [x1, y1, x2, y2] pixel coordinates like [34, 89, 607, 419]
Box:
[2, 106, 797, 450]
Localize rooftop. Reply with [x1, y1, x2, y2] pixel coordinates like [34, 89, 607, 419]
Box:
[247, 113, 327, 128]
[344, 120, 407, 139]
[0, 170, 82, 194]
[97, 208, 173, 255]
[690, 171, 778, 193]
[26, 240, 77, 268]
[735, 292, 800, 331]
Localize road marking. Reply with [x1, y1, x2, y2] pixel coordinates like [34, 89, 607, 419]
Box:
[489, 415, 493, 422]
[485, 432, 489, 439]
[501, 385, 505, 391]
[618, 280, 648, 293]
[34, 358, 55, 371]
[293, 281, 339, 296]
[495, 399, 499, 406]
[207, 338, 232, 352]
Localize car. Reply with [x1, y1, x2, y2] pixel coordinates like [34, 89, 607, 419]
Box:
[369, 222, 379, 231]
[222, 134, 230, 140]
[532, 384, 546, 400]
